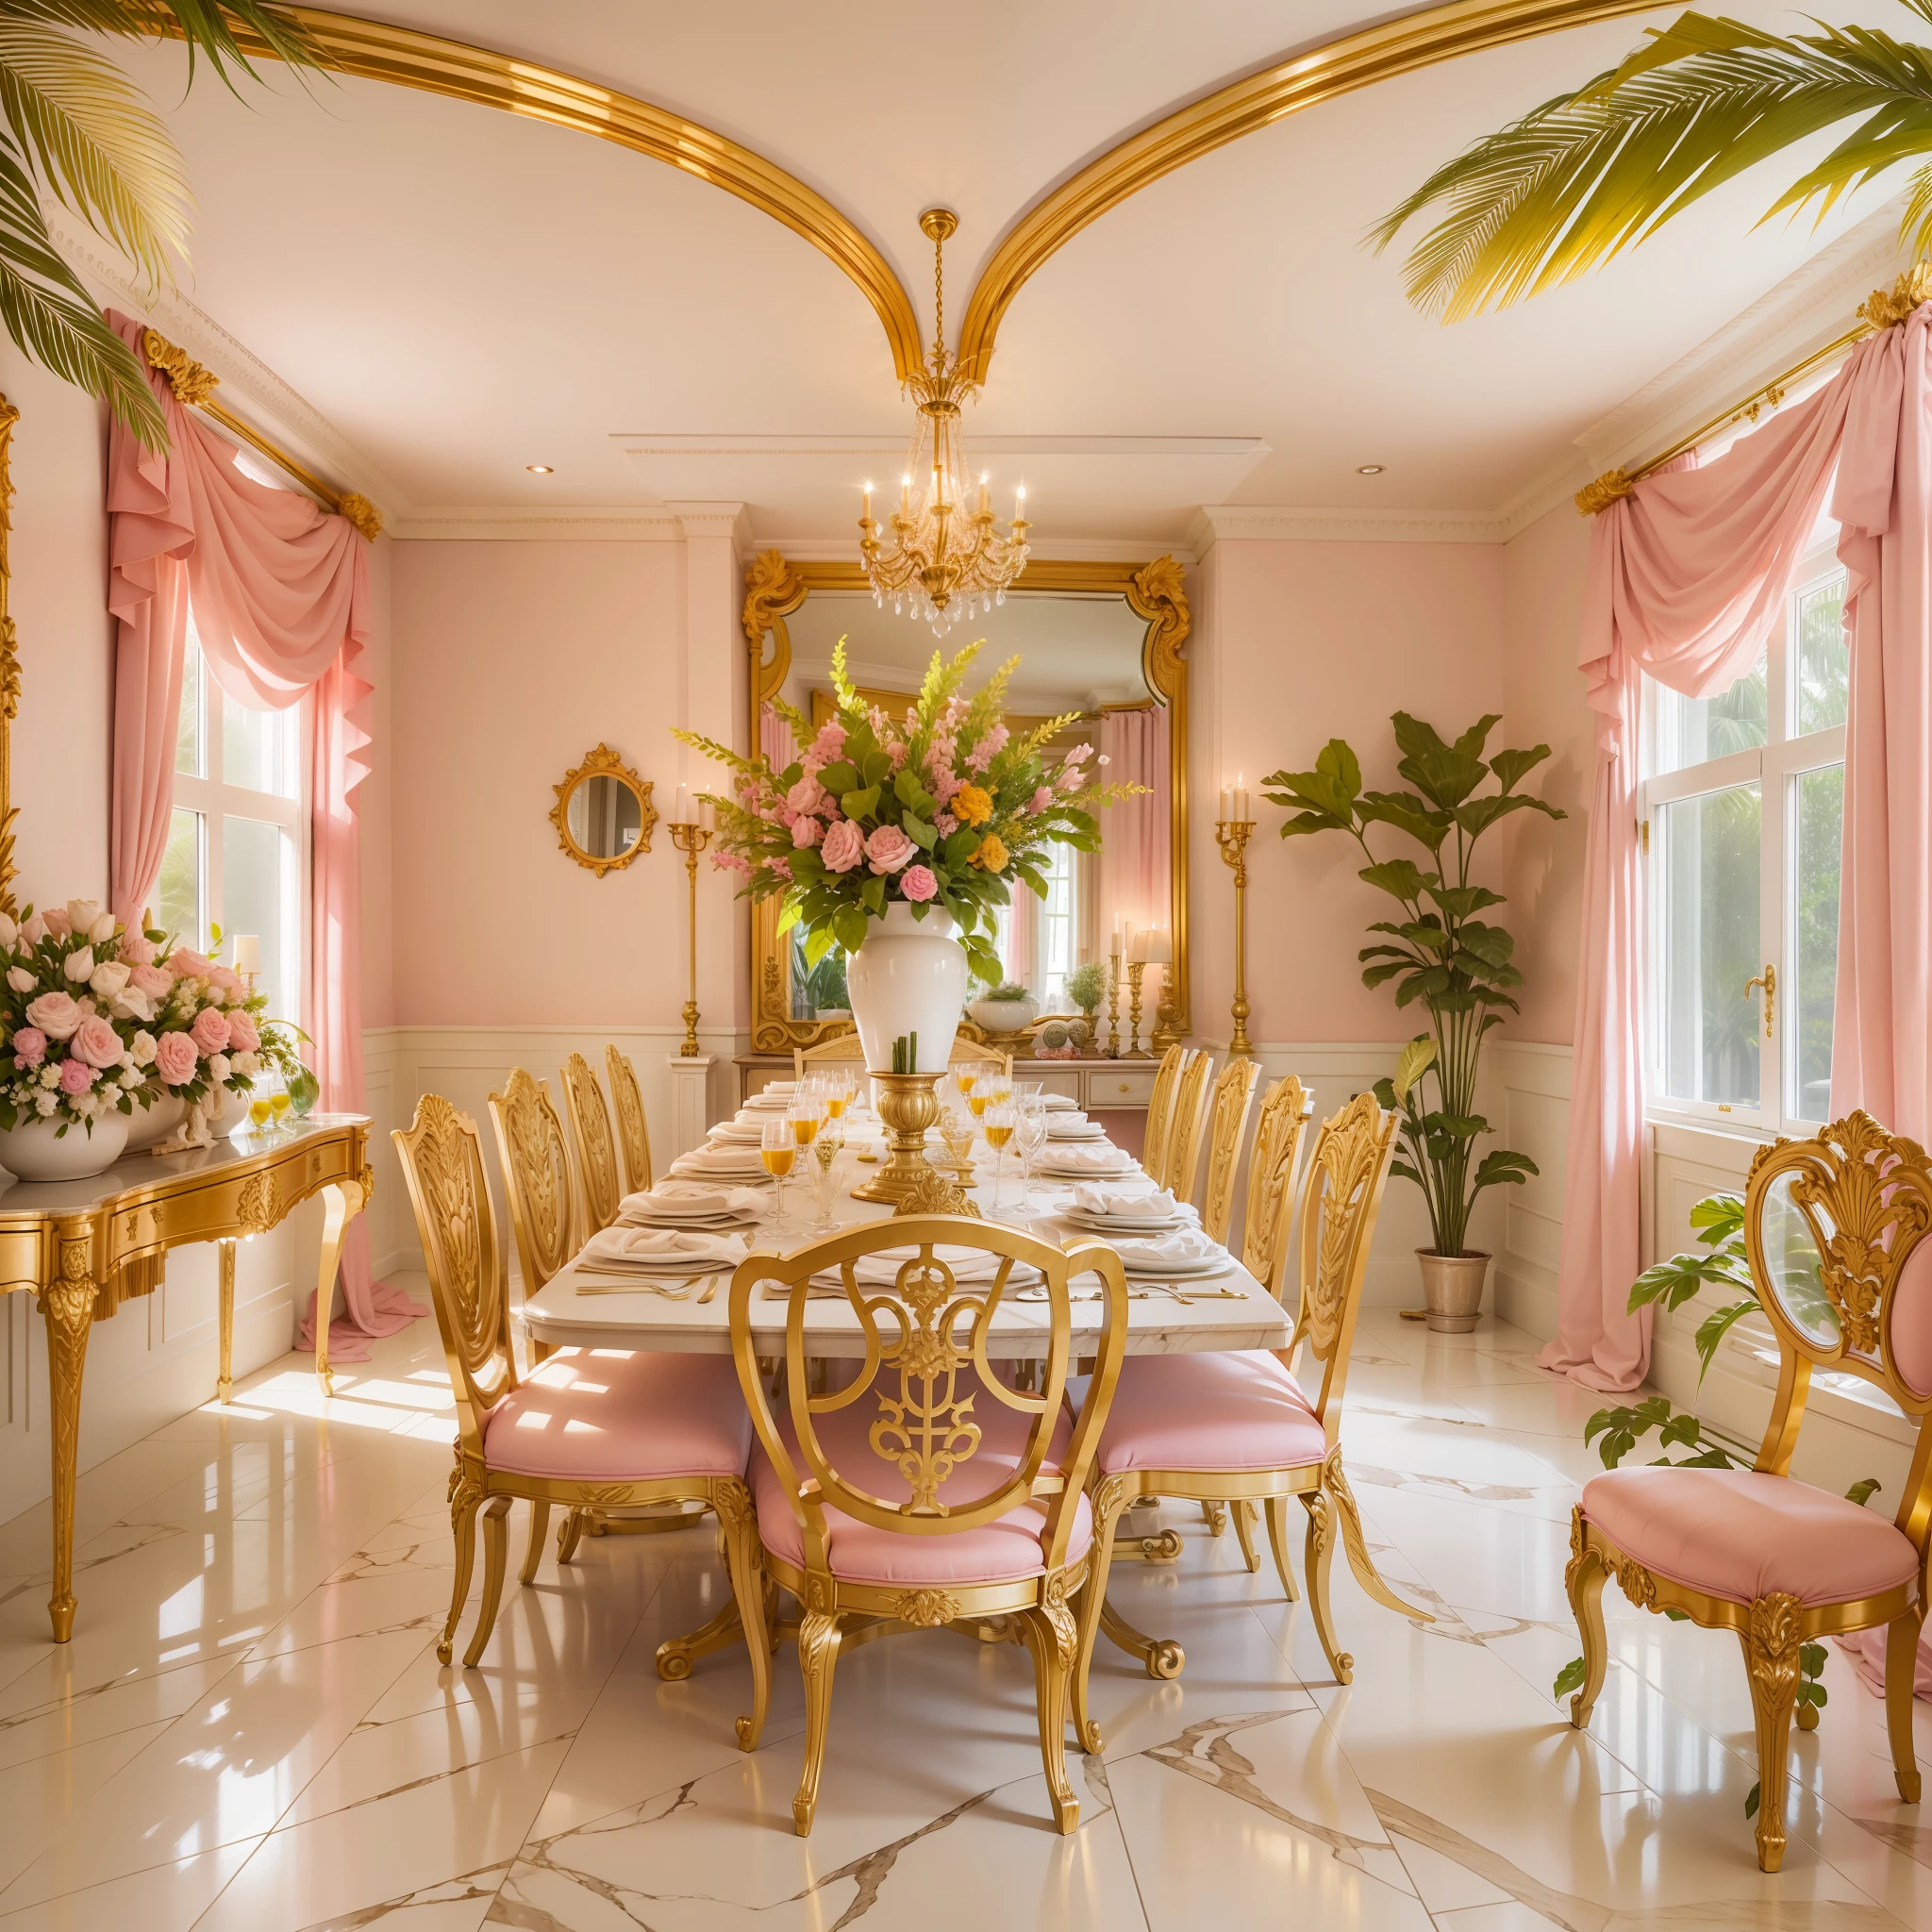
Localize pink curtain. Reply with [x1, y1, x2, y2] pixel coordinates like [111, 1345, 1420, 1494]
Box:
[1098, 708, 1170, 946]
[104, 309, 424, 1363]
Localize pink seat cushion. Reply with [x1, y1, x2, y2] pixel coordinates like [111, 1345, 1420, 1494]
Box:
[1582, 1467, 1919, 1607]
[751, 1371, 1089, 1588]
[1095, 1351, 1326, 1476]
[484, 1348, 750, 1483]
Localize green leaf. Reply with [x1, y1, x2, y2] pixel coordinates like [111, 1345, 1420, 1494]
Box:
[1425, 882, 1507, 918]
[1662, 1607, 1690, 1622]
[1692, 1297, 1762, 1382]
[840, 785, 880, 820]
[774, 900, 802, 935]
[832, 906, 867, 954]
[893, 768, 934, 815]
[1552, 1657, 1587, 1699]
[1657, 1411, 1703, 1450]
[861, 750, 891, 786]
[803, 925, 836, 969]
[1845, 1476, 1884, 1508]
[1473, 1148, 1538, 1191]
[1391, 1035, 1437, 1105]
[1260, 739, 1362, 828]
[1360, 858, 1427, 902]
[1690, 1193, 1747, 1246]
[1456, 792, 1563, 839]
[820, 760, 858, 795]
[1358, 791, 1453, 852]
[1392, 710, 1494, 807]
[1489, 744, 1554, 793]
[1744, 1782, 1760, 1821]
[1799, 1641, 1828, 1678]
[904, 815, 937, 850]
[859, 875, 886, 915]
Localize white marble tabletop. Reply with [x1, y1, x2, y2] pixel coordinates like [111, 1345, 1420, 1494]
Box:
[521, 1118, 1290, 1360]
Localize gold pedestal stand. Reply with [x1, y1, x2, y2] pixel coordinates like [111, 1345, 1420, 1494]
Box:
[849, 1072, 945, 1206]
[669, 819, 712, 1056]
[1124, 960, 1151, 1058]
[1215, 817, 1256, 1058]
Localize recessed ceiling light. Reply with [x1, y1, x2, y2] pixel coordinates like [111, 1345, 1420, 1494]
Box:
[1356, 463, 1386, 475]
[525, 463, 554, 475]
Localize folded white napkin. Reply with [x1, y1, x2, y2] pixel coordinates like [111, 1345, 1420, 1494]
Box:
[708, 1120, 767, 1143]
[1046, 1117, 1107, 1141]
[1042, 1093, 1080, 1111]
[670, 1145, 771, 1175]
[1068, 1183, 1182, 1220]
[741, 1089, 794, 1110]
[1035, 1142, 1139, 1174]
[579, 1225, 751, 1272]
[1110, 1227, 1227, 1272]
[621, 1184, 766, 1223]
[809, 1243, 1039, 1289]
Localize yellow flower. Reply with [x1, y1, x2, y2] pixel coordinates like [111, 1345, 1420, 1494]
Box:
[972, 832, 1008, 873]
[953, 783, 992, 827]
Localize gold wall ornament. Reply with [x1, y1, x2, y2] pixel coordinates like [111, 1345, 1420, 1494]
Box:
[1857, 262, 1932, 331]
[0, 391, 16, 916]
[1214, 813, 1256, 1058]
[142, 327, 219, 406]
[1574, 468, 1633, 516]
[335, 491, 384, 541]
[549, 742, 656, 877]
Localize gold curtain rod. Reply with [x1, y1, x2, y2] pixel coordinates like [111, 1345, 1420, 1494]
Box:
[140, 330, 383, 541]
[1575, 263, 1932, 516]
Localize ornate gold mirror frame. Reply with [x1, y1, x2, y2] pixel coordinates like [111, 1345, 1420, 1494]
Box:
[549, 742, 657, 878]
[0, 393, 16, 917]
[740, 551, 1191, 1055]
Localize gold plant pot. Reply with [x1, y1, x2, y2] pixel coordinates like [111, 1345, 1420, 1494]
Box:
[1415, 1249, 1491, 1334]
[850, 1072, 944, 1206]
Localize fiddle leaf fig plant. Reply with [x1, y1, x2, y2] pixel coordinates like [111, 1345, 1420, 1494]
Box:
[1261, 713, 1565, 1257]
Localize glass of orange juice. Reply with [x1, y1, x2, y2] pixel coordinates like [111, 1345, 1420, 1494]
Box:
[246, 1091, 274, 1138]
[761, 1116, 797, 1232]
[983, 1103, 1017, 1212]
[954, 1066, 978, 1101]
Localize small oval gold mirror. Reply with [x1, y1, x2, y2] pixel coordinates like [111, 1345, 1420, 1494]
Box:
[550, 743, 657, 877]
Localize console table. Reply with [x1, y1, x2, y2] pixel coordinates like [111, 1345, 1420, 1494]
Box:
[0, 1114, 371, 1641]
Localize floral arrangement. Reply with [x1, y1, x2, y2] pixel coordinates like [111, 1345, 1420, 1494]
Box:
[0, 898, 303, 1139]
[675, 640, 1139, 986]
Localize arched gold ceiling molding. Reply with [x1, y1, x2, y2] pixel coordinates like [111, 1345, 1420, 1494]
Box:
[214, 7, 925, 378]
[953, 0, 1666, 384]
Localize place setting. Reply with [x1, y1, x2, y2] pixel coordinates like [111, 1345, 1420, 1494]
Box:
[1043, 1108, 1109, 1142]
[772, 1241, 1045, 1300]
[566, 1223, 753, 1299]
[1029, 1138, 1144, 1182]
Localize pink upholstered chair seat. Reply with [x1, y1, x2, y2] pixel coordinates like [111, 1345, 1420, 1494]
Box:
[484, 1348, 751, 1483]
[1094, 1350, 1327, 1476]
[751, 1374, 1088, 1588]
[1581, 1467, 1919, 1607]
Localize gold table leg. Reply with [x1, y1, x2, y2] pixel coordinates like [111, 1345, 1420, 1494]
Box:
[216, 1238, 237, 1403]
[41, 1224, 96, 1643]
[312, 1172, 370, 1397]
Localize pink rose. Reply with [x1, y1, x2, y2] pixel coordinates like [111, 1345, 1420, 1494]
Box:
[208, 965, 243, 996]
[809, 721, 846, 764]
[225, 1009, 261, 1054]
[71, 1016, 125, 1070]
[190, 1008, 232, 1055]
[129, 963, 174, 999]
[791, 816, 822, 849]
[41, 908, 72, 939]
[154, 1030, 199, 1086]
[117, 929, 158, 967]
[25, 991, 81, 1040]
[821, 818, 864, 874]
[167, 947, 215, 980]
[786, 774, 831, 818]
[58, 1058, 94, 1095]
[900, 864, 938, 903]
[865, 824, 916, 874]
[10, 1026, 45, 1067]
[1028, 787, 1055, 814]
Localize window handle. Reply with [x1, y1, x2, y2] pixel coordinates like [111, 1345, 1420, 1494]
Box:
[1744, 963, 1776, 1038]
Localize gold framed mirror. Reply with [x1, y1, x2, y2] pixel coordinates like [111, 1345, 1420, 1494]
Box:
[740, 552, 1191, 1055]
[550, 742, 657, 877]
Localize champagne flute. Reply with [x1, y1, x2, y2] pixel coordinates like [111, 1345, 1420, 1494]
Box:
[1016, 1097, 1048, 1203]
[983, 1103, 1017, 1215]
[761, 1117, 797, 1233]
[810, 1124, 842, 1233]
[269, 1082, 293, 1137]
[954, 1065, 979, 1105]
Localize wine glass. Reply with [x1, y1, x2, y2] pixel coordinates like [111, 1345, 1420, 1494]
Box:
[1016, 1097, 1049, 1203]
[983, 1103, 1017, 1214]
[954, 1065, 979, 1107]
[267, 1074, 293, 1139]
[809, 1120, 843, 1233]
[761, 1117, 798, 1233]
[940, 1108, 977, 1180]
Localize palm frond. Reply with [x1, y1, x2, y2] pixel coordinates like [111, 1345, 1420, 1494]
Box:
[0, 3, 325, 89]
[0, 127, 163, 441]
[0, 19, 189, 285]
[1371, 10, 1932, 321]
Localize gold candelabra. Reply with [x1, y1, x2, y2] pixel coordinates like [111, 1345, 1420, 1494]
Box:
[669, 819, 711, 1057]
[1124, 961, 1150, 1058]
[1106, 940, 1123, 1058]
[1216, 815, 1256, 1058]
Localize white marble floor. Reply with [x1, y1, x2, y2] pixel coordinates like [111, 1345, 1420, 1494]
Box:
[1, 1295, 1926, 1930]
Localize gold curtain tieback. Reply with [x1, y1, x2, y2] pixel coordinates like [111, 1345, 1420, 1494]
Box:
[1858, 262, 1932, 332]
[1574, 469, 1634, 517]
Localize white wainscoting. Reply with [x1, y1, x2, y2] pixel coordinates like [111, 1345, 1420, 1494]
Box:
[1491, 1040, 1572, 1342]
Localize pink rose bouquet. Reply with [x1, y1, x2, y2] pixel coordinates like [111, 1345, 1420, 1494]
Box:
[675, 637, 1141, 986]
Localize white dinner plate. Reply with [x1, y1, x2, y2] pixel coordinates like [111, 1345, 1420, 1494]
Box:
[1118, 1255, 1238, 1280]
[1058, 1210, 1197, 1237]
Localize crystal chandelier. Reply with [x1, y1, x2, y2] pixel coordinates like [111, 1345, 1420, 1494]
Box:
[858, 208, 1029, 636]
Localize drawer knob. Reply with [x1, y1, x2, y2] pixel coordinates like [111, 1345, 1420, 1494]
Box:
[1118, 1082, 1129, 1093]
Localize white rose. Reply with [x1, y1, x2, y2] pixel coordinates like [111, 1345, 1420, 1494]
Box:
[62, 946, 93, 984]
[63, 900, 102, 936]
[88, 913, 117, 945]
[34, 1091, 56, 1116]
[110, 990, 154, 1024]
[37, 1064, 59, 1088]
[0, 912, 15, 947]
[129, 1030, 157, 1066]
[6, 966, 34, 994]
[208, 1053, 231, 1084]
[119, 1066, 143, 1090]
[232, 1051, 259, 1076]
[90, 959, 130, 1002]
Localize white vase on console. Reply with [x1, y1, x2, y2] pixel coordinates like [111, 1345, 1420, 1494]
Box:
[0, 1113, 130, 1183]
[845, 904, 968, 1074]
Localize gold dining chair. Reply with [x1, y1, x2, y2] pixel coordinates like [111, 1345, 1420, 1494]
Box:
[1239, 1074, 1316, 1302]
[1198, 1056, 1262, 1245]
[1140, 1044, 1192, 1184]
[792, 1032, 866, 1081]
[1071, 1092, 1429, 1742]
[606, 1044, 653, 1195]
[948, 1038, 1013, 1077]
[1567, 1112, 1931, 1872]
[727, 1215, 1129, 1837]
[393, 1092, 761, 1673]
[561, 1050, 622, 1234]
[1163, 1047, 1216, 1201]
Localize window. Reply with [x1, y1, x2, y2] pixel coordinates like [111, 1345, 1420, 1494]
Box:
[1641, 543, 1846, 1131]
[160, 616, 307, 1022]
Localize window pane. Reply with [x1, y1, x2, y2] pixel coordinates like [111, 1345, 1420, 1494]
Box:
[223, 815, 291, 1018]
[223, 691, 295, 797]
[1040, 842, 1076, 1008]
[158, 807, 202, 944]
[1654, 658, 1767, 774]
[789, 929, 848, 1021]
[1795, 573, 1849, 735]
[175, 637, 202, 777]
[1657, 784, 1761, 1107]
[1791, 762, 1842, 1120]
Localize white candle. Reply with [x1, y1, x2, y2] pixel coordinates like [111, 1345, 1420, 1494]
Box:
[861, 481, 873, 522]
[233, 933, 260, 974]
[674, 783, 692, 826]
[1129, 926, 1150, 965]
[900, 475, 911, 517]
[978, 472, 990, 514]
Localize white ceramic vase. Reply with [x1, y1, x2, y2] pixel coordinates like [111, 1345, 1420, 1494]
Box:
[845, 903, 969, 1074]
[0, 1112, 131, 1183]
[124, 1092, 186, 1153]
[968, 996, 1038, 1038]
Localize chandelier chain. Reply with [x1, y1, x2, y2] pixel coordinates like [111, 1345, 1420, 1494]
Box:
[932, 229, 944, 368]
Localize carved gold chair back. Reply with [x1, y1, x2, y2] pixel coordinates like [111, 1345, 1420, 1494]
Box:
[1163, 1048, 1216, 1201]
[605, 1044, 653, 1196]
[1241, 1075, 1314, 1297]
[487, 1070, 577, 1297]
[561, 1051, 622, 1234]
[948, 1039, 1012, 1074]
[393, 1094, 516, 1452]
[1140, 1044, 1191, 1186]
[1285, 1091, 1399, 1435]
[1198, 1056, 1261, 1243]
[793, 1032, 866, 1080]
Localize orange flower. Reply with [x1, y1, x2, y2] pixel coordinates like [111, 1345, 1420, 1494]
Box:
[953, 783, 992, 827]
[971, 832, 1008, 873]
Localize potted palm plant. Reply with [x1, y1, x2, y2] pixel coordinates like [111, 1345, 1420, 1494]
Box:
[1261, 715, 1566, 1330]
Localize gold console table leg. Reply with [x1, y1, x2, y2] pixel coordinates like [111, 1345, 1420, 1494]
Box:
[313, 1170, 372, 1398]
[41, 1224, 97, 1643]
[217, 1238, 237, 1404]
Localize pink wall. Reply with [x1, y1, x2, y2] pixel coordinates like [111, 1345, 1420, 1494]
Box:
[1192, 538, 1508, 1043]
[358, 533, 396, 1029]
[389, 539, 697, 1026]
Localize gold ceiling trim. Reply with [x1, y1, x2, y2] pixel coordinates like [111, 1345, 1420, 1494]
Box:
[954, 0, 1666, 384]
[213, 8, 924, 381]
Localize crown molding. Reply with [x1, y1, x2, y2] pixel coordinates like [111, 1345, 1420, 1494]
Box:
[1189, 504, 1507, 547]
[668, 500, 754, 559]
[389, 506, 686, 541]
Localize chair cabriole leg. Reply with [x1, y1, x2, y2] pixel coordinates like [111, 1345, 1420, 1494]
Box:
[520, 1500, 551, 1586]
[793, 1600, 844, 1835]
[1264, 1494, 1296, 1603]
[1300, 1486, 1353, 1684]
[1741, 1591, 1804, 1873]
[1073, 1481, 1128, 1752]
[556, 1507, 586, 1564]
[441, 1459, 485, 1667]
[1883, 1606, 1924, 1804]
[1231, 1497, 1262, 1576]
[463, 1494, 513, 1669]
[1019, 1585, 1080, 1834]
[1563, 1513, 1609, 1729]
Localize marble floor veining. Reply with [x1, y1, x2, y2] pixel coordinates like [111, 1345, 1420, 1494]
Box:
[0, 1293, 1926, 1930]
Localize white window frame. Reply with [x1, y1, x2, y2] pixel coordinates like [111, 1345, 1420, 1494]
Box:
[1639, 541, 1846, 1137]
[170, 621, 310, 1024]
